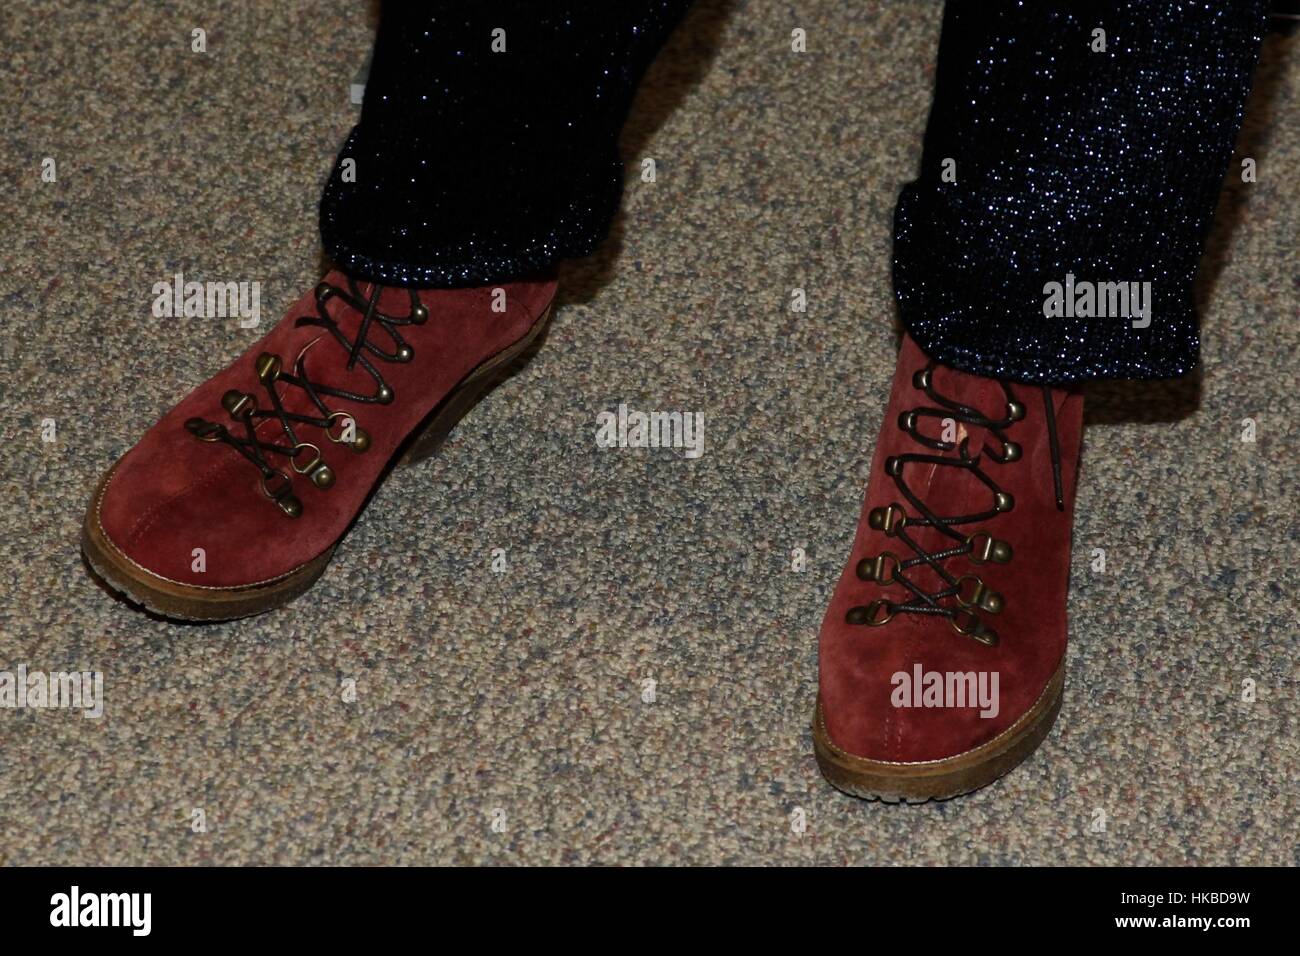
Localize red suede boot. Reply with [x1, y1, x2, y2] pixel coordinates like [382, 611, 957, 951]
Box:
[814, 334, 1083, 801]
[82, 272, 556, 620]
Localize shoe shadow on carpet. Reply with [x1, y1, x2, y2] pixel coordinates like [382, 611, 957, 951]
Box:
[558, 0, 737, 308]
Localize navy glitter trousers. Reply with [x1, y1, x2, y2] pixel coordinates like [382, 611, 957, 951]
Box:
[319, 1, 1271, 384]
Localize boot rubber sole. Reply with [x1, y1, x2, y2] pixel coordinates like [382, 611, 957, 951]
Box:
[81, 304, 553, 622]
[813, 657, 1065, 803]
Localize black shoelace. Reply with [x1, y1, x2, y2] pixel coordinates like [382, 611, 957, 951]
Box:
[846, 362, 1064, 645]
[184, 278, 429, 518]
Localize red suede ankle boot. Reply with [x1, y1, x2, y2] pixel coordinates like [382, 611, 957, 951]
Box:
[814, 334, 1084, 801]
[82, 271, 556, 620]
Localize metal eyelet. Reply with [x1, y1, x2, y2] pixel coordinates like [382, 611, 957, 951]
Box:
[185, 418, 225, 442]
[950, 609, 998, 645]
[966, 531, 1013, 564]
[325, 411, 371, 452]
[290, 442, 336, 489]
[255, 352, 282, 385]
[260, 470, 302, 517]
[846, 600, 895, 627]
[868, 504, 907, 536]
[956, 575, 1004, 614]
[260, 469, 292, 500]
[221, 389, 256, 420]
[856, 551, 900, 585]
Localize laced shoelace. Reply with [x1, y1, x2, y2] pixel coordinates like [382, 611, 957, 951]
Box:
[184, 277, 429, 518]
[846, 362, 1064, 646]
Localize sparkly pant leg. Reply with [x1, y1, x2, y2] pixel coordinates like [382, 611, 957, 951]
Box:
[894, 1, 1269, 383]
[321, 2, 1269, 384]
[319, 2, 694, 288]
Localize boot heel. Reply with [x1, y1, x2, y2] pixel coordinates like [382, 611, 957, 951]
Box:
[400, 306, 552, 466]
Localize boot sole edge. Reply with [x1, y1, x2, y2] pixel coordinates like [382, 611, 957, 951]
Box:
[812, 657, 1065, 804]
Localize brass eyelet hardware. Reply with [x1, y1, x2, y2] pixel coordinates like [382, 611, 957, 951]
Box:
[956, 575, 1004, 614]
[846, 600, 895, 627]
[259, 470, 302, 518]
[290, 442, 336, 489]
[325, 411, 371, 452]
[185, 418, 225, 442]
[856, 551, 900, 585]
[221, 389, 256, 420]
[966, 530, 1013, 564]
[255, 352, 282, 385]
[260, 470, 291, 499]
[867, 504, 907, 536]
[950, 608, 998, 645]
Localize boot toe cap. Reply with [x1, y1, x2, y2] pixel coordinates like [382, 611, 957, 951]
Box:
[818, 603, 1040, 764]
[93, 429, 299, 588]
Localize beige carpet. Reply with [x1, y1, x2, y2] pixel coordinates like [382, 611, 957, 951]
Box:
[1, 0, 1295, 864]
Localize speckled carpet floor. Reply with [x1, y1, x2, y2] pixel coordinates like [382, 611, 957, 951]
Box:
[1, 1, 1296, 865]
